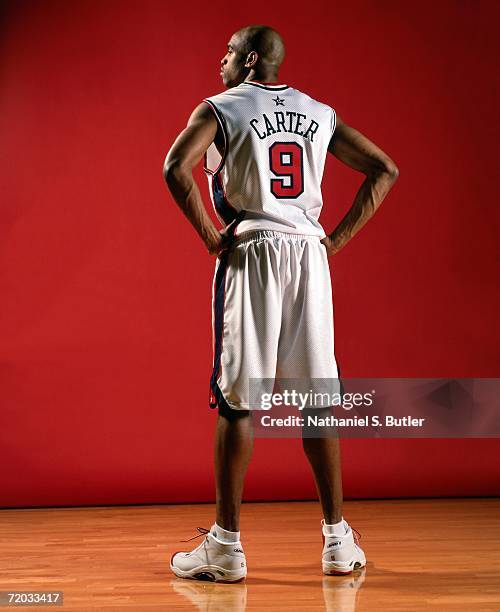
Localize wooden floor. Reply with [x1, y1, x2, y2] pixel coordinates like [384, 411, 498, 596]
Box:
[1, 499, 500, 610]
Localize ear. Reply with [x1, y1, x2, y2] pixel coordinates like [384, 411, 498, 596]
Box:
[245, 51, 258, 68]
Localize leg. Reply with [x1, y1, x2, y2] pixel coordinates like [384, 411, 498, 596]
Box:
[212, 236, 281, 531]
[275, 237, 343, 525]
[214, 402, 254, 532]
[302, 408, 366, 576]
[302, 408, 343, 524]
[170, 401, 251, 582]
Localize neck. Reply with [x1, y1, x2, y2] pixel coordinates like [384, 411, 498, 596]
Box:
[245, 69, 281, 84]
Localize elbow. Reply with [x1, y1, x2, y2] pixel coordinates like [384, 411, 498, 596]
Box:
[384, 160, 399, 182]
[163, 158, 180, 186]
[367, 158, 399, 184]
[163, 158, 191, 191]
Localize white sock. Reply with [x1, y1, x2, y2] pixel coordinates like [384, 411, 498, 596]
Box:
[211, 522, 240, 543]
[323, 517, 348, 536]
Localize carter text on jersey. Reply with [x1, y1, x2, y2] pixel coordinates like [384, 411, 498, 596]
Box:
[250, 112, 320, 142]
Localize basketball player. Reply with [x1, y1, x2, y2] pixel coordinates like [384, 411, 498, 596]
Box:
[164, 25, 398, 582]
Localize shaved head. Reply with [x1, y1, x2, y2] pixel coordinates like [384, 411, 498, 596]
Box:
[234, 25, 285, 70]
[220, 25, 286, 88]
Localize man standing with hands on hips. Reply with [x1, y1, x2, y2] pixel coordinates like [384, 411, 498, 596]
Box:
[164, 24, 399, 582]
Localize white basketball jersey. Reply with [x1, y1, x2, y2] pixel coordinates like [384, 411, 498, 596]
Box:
[203, 80, 336, 238]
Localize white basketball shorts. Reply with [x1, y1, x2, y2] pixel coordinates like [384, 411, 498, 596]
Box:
[208, 230, 341, 411]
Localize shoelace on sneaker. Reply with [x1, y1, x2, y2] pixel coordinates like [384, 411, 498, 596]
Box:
[351, 526, 362, 547]
[181, 524, 361, 549]
[181, 527, 210, 543]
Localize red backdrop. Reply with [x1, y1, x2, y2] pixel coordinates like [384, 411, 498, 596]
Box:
[1, 0, 499, 509]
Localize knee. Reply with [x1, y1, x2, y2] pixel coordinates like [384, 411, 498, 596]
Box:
[218, 402, 251, 422]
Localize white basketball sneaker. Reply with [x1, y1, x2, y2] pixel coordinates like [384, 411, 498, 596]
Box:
[170, 525, 247, 583]
[321, 519, 366, 575]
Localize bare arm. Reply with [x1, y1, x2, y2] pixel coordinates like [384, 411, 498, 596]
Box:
[163, 103, 225, 255]
[322, 115, 399, 255]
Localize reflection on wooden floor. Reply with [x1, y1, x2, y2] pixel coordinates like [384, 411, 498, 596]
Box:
[1, 498, 499, 610]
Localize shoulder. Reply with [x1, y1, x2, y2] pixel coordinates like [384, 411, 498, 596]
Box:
[288, 86, 336, 118]
[187, 101, 218, 125]
[290, 87, 336, 136]
[297, 87, 335, 111]
[204, 84, 250, 107]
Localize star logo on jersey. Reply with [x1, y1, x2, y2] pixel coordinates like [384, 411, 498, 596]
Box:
[272, 95, 285, 106]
